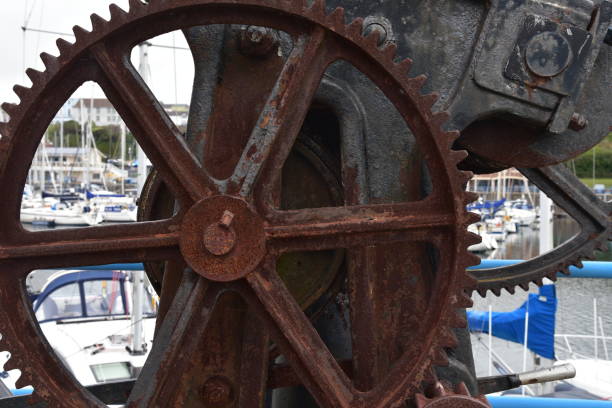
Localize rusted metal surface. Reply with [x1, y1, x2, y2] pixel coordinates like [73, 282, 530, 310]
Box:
[415, 382, 489, 408]
[0, 0, 489, 406]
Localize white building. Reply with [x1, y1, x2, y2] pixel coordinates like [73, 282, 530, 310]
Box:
[69, 99, 122, 127]
[69, 99, 189, 128]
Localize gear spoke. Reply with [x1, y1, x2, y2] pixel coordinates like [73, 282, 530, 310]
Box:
[0, 221, 180, 269]
[245, 260, 354, 408]
[228, 27, 334, 198]
[265, 202, 454, 252]
[128, 272, 218, 405]
[90, 43, 214, 204]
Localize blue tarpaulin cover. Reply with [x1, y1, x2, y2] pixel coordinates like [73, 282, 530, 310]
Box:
[467, 285, 557, 359]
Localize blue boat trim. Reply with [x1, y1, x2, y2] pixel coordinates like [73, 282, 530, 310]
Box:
[488, 396, 612, 407]
[470, 260, 612, 279]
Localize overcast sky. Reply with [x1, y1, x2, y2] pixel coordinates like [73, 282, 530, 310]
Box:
[0, 0, 195, 107]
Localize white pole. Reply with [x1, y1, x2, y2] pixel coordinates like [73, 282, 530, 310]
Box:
[539, 191, 553, 254]
[130, 270, 145, 355]
[488, 304, 493, 376]
[594, 298, 598, 360]
[136, 43, 151, 196]
[522, 310, 530, 396]
[599, 316, 609, 360]
[80, 99, 85, 190]
[120, 122, 126, 195]
[59, 120, 64, 192]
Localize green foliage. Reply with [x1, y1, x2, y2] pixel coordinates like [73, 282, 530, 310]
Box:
[45, 121, 137, 160]
[573, 133, 612, 179]
[45, 120, 81, 147]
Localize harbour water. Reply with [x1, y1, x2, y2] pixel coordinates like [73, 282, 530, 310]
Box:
[471, 216, 612, 375]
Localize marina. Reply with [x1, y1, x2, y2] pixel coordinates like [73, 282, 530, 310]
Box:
[0, 0, 610, 406]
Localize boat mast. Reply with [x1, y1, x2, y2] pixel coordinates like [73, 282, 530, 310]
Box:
[120, 122, 126, 195]
[59, 119, 64, 192]
[136, 43, 151, 196]
[130, 270, 146, 355]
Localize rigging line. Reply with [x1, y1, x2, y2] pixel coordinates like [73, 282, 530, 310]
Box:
[34, 1, 45, 61]
[21, 27, 191, 50]
[23, 0, 38, 28]
[62, 315, 154, 360]
[173, 32, 178, 104]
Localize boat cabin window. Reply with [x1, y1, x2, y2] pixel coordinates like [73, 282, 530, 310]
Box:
[35, 283, 83, 321]
[83, 280, 125, 317]
[90, 362, 133, 383]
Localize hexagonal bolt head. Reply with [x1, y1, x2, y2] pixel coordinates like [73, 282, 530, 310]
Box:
[569, 113, 588, 131]
[239, 25, 280, 57]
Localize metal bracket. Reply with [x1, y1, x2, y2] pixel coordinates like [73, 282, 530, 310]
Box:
[474, 0, 611, 133]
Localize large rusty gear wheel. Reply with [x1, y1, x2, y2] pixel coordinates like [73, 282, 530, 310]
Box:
[472, 164, 612, 296]
[0, 0, 481, 406]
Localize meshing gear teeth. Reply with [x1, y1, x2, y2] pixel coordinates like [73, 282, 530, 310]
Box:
[471, 164, 612, 297]
[0, 0, 480, 406]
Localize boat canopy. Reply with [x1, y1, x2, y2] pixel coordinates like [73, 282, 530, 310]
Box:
[467, 284, 557, 359]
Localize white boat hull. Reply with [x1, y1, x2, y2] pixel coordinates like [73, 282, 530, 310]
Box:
[21, 208, 101, 226]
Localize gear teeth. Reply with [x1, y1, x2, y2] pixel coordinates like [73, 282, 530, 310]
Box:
[109, 3, 129, 21]
[420, 93, 439, 111]
[1, 103, 19, 117]
[476, 288, 487, 298]
[381, 43, 397, 61]
[584, 252, 596, 260]
[546, 272, 559, 282]
[0, 122, 9, 138]
[326, 7, 345, 30]
[439, 328, 459, 348]
[308, 0, 326, 19]
[465, 253, 482, 268]
[72, 25, 89, 42]
[457, 170, 473, 186]
[407, 74, 427, 92]
[12, 85, 29, 101]
[129, 0, 147, 12]
[466, 212, 481, 225]
[456, 291, 473, 308]
[396, 58, 413, 76]
[346, 18, 364, 38]
[519, 282, 530, 291]
[466, 231, 481, 246]
[56, 38, 72, 56]
[455, 382, 470, 395]
[364, 30, 382, 48]
[25, 68, 44, 85]
[432, 348, 449, 366]
[443, 130, 460, 150]
[449, 311, 467, 328]
[572, 260, 584, 269]
[430, 111, 451, 128]
[491, 287, 502, 297]
[504, 286, 516, 295]
[464, 191, 478, 205]
[534, 278, 544, 287]
[39, 53, 58, 72]
[90, 13, 107, 31]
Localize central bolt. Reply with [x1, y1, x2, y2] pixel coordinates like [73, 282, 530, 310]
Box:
[203, 210, 236, 256]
